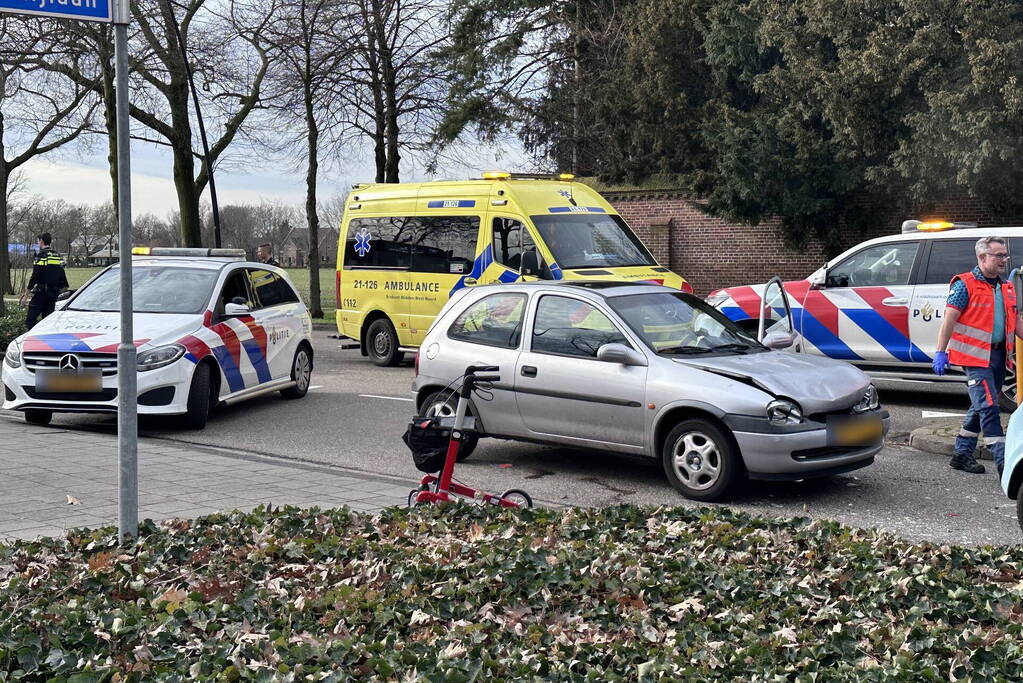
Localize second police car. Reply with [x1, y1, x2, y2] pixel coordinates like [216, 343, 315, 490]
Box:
[707, 220, 1023, 410]
[2, 248, 314, 429]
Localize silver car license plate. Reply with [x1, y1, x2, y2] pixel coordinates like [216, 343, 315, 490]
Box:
[35, 369, 102, 393]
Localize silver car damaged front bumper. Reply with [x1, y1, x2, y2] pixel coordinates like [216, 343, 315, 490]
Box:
[725, 410, 890, 480]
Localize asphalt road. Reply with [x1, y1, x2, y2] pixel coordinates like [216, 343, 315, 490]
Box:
[5, 330, 1019, 547]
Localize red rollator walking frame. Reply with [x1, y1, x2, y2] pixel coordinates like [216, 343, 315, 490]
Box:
[404, 365, 532, 508]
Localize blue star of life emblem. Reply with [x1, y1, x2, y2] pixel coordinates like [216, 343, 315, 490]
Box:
[558, 189, 572, 199]
[354, 228, 372, 257]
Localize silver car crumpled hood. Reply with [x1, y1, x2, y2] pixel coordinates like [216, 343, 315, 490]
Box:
[673, 351, 871, 415]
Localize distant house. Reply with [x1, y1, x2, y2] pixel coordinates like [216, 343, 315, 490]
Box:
[89, 247, 119, 266]
[272, 227, 339, 268]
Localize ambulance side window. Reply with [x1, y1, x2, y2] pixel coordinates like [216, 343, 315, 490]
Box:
[343, 217, 414, 269]
[493, 218, 533, 271]
[410, 216, 480, 274]
[920, 239, 979, 285]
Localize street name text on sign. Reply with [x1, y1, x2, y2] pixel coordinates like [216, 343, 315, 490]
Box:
[0, 0, 111, 22]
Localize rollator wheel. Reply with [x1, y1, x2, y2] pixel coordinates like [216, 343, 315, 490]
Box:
[408, 484, 429, 508]
[500, 489, 533, 509]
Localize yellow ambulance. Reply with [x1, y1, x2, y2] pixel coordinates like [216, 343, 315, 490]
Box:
[335, 171, 690, 365]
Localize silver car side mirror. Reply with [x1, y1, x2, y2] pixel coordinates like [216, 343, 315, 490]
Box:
[762, 330, 796, 350]
[596, 343, 648, 367]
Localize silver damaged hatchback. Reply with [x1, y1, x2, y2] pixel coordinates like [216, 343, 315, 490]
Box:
[412, 282, 889, 501]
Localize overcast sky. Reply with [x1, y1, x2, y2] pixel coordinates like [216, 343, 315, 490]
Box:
[17, 135, 530, 220]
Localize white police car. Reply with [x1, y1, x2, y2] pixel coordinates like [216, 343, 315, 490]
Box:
[2, 248, 314, 429]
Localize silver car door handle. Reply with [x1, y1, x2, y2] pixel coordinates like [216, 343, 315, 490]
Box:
[881, 297, 908, 306]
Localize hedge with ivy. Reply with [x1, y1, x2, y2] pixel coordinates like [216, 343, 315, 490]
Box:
[2, 505, 1022, 680]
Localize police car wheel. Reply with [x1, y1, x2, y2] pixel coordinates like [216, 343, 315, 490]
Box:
[183, 363, 213, 430]
[281, 346, 312, 399]
[422, 390, 478, 461]
[662, 418, 741, 502]
[367, 318, 404, 367]
[24, 409, 52, 426]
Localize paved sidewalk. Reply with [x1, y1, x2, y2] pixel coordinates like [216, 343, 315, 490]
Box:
[0, 416, 416, 542]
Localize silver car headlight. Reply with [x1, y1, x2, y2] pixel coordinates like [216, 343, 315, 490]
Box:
[137, 344, 185, 372]
[852, 384, 880, 413]
[4, 341, 21, 369]
[767, 398, 803, 425]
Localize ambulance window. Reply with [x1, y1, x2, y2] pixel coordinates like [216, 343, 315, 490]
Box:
[447, 292, 526, 348]
[920, 239, 979, 285]
[493, 218, 532, 271]
[248, 269, 300, 308]
[344, 217, 413, 269]
[410, 216, 479, 274]
[827, 242, 918, 287]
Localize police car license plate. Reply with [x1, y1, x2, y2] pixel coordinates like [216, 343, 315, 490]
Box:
[828, 415, 882, 447]
[36, 369, 102, 393]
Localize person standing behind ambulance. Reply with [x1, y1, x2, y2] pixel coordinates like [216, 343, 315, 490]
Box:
[23, 232, 68, 330]
[933, 236, 1015, 477]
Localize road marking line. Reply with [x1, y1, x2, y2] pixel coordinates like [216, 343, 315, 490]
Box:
[921, 410, 966, 419]
[359, 394, 415, 402]
[309, 385, 323, 390]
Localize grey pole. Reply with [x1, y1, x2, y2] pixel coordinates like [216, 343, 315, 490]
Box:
[114, 2, 138, 544]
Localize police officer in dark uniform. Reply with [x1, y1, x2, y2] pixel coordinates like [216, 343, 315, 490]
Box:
[256, 242, 281, 267]
[23, 232, 68, 329]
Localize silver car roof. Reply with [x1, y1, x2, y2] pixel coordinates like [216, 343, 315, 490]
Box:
[476, 281, 681, 302]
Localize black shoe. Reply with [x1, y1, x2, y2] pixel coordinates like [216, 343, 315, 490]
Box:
[950, 457, 985, 474]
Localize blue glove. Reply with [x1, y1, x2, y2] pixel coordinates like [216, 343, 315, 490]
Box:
[933, 351, 949, 376]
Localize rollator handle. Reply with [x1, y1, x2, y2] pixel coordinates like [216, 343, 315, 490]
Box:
[465, 365, 500, 375]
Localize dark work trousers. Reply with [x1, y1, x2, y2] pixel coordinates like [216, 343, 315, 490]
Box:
[953, 346, 1007, 466]
[25, 291, 57, 330]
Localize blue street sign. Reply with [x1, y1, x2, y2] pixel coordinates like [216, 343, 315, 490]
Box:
[0, 0, 111, 22]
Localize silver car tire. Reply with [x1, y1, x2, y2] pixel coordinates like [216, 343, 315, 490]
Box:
[421, 390, 478, 461]
[662, 419, 740, 502]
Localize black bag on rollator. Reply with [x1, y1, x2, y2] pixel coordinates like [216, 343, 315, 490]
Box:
[402, 417, 452, 473]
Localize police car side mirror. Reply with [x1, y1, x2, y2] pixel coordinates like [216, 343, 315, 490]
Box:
[224, 302, 250, 316]
[809, 271, 826, 290]
[520, 249, 541, 277]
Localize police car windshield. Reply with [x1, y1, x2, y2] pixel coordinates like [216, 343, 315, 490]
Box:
[67, 266, 219, 314]
[530, 214, 656, 269]
[608, 292, 763, 354]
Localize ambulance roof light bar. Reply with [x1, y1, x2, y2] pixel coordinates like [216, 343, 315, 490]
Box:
[901, 219, 980, 234]
[480, 171, 575, 181]
[131, 247, 246, 260]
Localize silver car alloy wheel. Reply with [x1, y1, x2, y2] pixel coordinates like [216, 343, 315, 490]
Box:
[671, 431, 721, 491]
[426, 397, 455, 418]
[294, 350, 311, 392]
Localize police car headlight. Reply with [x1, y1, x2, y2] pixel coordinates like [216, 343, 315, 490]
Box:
[853, 384, 880, 413]
[767, 398, 802, 425]
[4, 341, 21, 369]
[137, 344, 185, 372]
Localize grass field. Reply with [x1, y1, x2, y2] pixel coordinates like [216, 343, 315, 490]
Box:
[7, 267, 338, 321]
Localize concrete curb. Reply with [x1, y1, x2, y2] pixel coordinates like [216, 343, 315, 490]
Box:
[909, 423, 997, 461]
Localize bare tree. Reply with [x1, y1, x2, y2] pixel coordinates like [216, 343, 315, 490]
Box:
[264, 0, 354, 317]
[35, 0, 279, 247]
[0, 17, 97, 314]
[338, 0, 452, 183]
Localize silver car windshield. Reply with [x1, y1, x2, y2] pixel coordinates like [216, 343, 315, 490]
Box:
[67, 266, 219, 314]
[530, 214, 656, 269]
[608, 292, 763, 354]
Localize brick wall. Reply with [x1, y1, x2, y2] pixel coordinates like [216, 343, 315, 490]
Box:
[606, 190, 1023, 296]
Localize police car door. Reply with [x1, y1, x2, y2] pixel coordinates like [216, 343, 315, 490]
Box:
[909, 238, 982, 364]
[818, 241, 921, 364]
[758, 277, 796, 348]
[248, 268, 303, 382]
